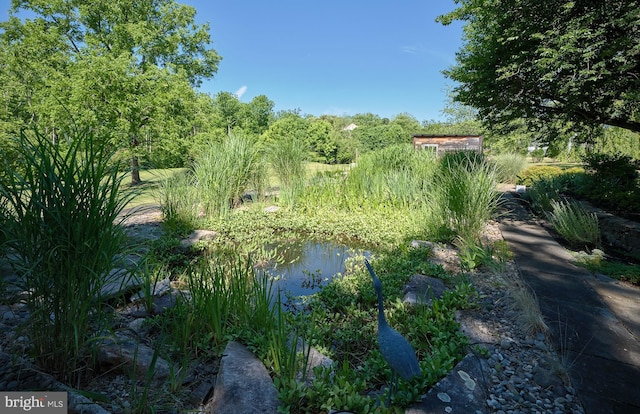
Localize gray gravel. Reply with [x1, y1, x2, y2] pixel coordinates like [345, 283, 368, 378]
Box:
[464, 259, 586, 414]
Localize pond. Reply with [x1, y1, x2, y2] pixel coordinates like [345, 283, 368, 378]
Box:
[264, 239, 369, 301]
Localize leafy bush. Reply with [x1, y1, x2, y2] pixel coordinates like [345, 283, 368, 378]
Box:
[516, 165, 564, 187]
[530, 148, 545, 162]
[576, 153, 640, 215]
[582, 152, 639, 188]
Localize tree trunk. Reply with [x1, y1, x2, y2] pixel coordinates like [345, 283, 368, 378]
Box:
[130, 156, 141, 185]
[130, 135, 141, 185]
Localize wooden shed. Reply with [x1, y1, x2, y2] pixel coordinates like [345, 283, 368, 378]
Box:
[412, 134, 483, 156]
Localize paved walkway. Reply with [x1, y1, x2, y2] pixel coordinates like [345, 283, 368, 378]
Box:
[497, 191, 640, 414]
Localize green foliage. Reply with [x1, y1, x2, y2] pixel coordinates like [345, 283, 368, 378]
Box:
[299, 144, 438, 214]
[576, 255, 640, 285]
[0, 128, 132, 384]
[491, 152, 528, 183]
[0, 0, 221, 183]
[354, 123, 408, 152]
[155, 170, 200, 234]
[524, 176, 564, 215]
[530, 149, 545, 163]
[274, 251, 474, 413]
[583, 153, 639, 187]
[261, 113, 310, 146]
[572, 153, 640, 214]
[155, 255, 278, 357]
[439, 0, 640, 135]
[267, 133, 307, 209]
[594, 127, 640, 160]
[516, 165, 565, 187]
[306, 119, 338, 163]
[192, 132, 266, 216]
[547, 199, 601, 248]
[426, 151, 502, 243]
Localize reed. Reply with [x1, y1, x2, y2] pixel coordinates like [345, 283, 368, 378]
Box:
[267, 135, 307, 209]
[492, 152, 528, 184]
[155, 170, 200, 233]
[427, 151, 502, 243]
[192, 132, 265, 216]
[0, 129, 132, 384]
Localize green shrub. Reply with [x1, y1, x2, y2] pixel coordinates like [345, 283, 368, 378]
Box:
[516, 165, 564, 187]
[577, 153, 640, 214]
[0, 129, 132, 383]
[530, 148, 545, 162]
[547, 199, 601, 248]
[524, 176, 564, 215]
[583, 152, 639, 188]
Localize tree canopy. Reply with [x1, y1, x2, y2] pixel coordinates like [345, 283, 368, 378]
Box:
[0, 0, 221, 183]
[438, 0, 640, 136]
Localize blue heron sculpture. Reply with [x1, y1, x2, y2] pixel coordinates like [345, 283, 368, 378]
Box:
[365, 259, 421, 403]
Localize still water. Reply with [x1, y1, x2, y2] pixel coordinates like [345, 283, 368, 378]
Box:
[264, 240, 367, 299]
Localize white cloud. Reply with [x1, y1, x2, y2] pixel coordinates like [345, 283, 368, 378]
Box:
[234, 85, 248, 98]
[402, 45, 421, 54]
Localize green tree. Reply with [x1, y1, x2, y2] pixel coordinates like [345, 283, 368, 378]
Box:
[1, 0, 221, 183]
[390, 113, 422, 135]
[439, 0, 640, 136]
[354, 123, 406, 152]
[212, 91, 243, 134]
[306, 119, 337, 163]
[261, 112, 309, 147]
[243, 95, 275, 135]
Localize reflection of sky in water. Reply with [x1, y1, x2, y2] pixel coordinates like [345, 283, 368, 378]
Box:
[265, 241, 366, 299]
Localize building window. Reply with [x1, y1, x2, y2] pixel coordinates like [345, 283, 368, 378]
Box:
[421, 143, 438, 154]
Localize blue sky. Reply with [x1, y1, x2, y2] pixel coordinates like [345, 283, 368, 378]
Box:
[2, 0, 465, 122]
[187, 1, 465, 121]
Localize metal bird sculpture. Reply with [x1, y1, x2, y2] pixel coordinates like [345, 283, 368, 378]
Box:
[365, 259, 421, 403]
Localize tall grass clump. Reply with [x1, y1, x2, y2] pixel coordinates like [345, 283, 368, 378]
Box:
[156, 170, 200, 234]
[267, 135, 307, 209]
[192, 133, 266, 217]
[524, 176, 564, 215]
[345, 144, 438, 208]
[492, 152, 527, 183]
[163, 256, 277, 354]
[547, 199, 601, 248]
[425, 151, 502, 244]
[0, 129, 132, 384]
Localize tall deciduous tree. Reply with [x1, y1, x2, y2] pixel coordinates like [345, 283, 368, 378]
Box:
[439, 0, 640, 137]
[1, 0, 221, 183]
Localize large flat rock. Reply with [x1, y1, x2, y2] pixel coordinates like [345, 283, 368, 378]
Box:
[205, 341, 280, 414]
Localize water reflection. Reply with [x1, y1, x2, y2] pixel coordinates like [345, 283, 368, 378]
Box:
[264, 240, 366, 300]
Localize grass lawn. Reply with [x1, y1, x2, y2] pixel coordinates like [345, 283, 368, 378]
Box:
[121, 168, 187, 207]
